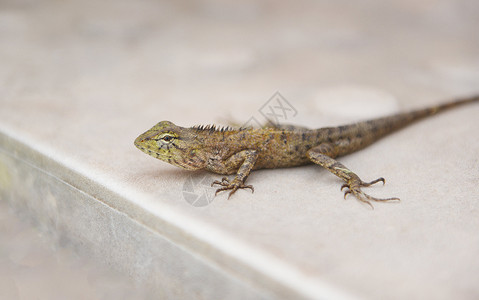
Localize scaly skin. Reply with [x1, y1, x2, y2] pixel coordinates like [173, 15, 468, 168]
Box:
[134, 95, 478, 207]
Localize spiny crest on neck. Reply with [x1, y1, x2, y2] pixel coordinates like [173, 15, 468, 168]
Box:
[190, 124, 250, 133]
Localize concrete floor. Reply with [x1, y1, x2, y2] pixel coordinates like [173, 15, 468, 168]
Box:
[1, 0, 479, 299]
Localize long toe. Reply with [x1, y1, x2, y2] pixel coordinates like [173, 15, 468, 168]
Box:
[361, 177, 385, 187]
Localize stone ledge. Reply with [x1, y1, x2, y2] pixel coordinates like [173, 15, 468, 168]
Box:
[0, 129, 351, 299]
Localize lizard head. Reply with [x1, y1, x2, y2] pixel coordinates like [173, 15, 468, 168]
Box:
[134, 121, 206, 170]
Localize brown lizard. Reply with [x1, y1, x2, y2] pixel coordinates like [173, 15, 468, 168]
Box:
[134, 95, 478, 207]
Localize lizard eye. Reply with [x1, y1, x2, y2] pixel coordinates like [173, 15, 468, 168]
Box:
[158, 133, 176, 144]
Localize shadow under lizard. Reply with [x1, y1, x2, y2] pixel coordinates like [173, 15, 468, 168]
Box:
[134, 95, 479, 208]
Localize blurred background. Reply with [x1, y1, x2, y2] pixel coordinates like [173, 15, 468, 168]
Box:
[1, 0, 478, 298]
[2, 0, 478, 126]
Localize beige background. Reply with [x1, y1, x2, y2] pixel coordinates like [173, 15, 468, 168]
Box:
[1, 0, 479, 299]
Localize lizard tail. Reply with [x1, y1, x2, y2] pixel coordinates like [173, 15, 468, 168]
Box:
[332, 94, 479, 155]
[380, 94, 479, 132]
[420, 94, 479, 116]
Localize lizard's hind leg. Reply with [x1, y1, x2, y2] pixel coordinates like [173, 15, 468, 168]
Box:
[307, 144, 400, 208]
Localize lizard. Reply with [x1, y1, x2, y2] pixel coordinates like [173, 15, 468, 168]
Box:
[134, 95, 479, 207]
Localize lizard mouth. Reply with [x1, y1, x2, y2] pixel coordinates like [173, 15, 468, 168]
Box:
[134, 134, 157, 155]
[134, 130, 160, 150]
[134, 143, 163, 160]
[134, 135, 146, 148]
[134, 130, 156, 145]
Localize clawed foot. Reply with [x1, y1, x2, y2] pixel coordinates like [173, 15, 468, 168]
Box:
[341, 177, 400, 209]
[211, 177, 254, 199]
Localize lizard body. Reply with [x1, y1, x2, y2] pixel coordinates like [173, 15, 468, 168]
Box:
[134, 95, 478, 207]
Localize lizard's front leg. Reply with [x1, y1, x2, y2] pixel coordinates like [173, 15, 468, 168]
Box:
[307, 143, 399, 208]
[211, 150, 258, 198]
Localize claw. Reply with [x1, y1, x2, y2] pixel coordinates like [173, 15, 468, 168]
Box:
[343, 190, 351, 199]
[214, 187, 229, 196]
[211, 177, 230, 187]
[361, 199, 375, 210]
[362, 177, 385, 187]
[227, 184, 254, 199]
[212, 177, 254, 198]
[243, 185, 254, 193]
[342, 177, 400, 208]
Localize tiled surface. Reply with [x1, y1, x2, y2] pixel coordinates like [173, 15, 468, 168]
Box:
[1, 0, 479, 298]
